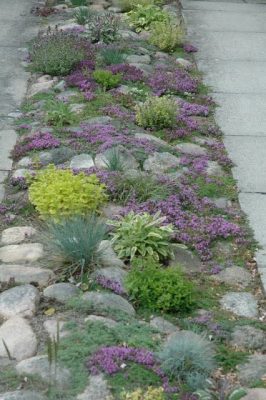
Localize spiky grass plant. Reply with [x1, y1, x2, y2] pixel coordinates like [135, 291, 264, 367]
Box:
[74, 7, 91, 25]
[100, 47, 126, 66]
[104, 148, 125, 172]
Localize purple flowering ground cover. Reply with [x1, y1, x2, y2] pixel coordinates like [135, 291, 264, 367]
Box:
[0, 1, 265, 400]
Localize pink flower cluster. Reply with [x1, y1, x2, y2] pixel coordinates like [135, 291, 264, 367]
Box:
[12, 131, 60, 160]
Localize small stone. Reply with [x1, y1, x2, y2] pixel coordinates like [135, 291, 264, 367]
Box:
[85, 315, 118, 328]
[128, 63, 153, 77]
[138, 31, 151, 40]
[212, 197, 228, 209]
[17, 157, 32, 168]
[38, 151, 53, 165]
[134, 133, 169, 148]
[77, 374, 112, 400]
[53, 80, 66, 92]
[0, 265, 55, 286]
[143, 152, 180, 173]
[48, 147, 76, 165]
[90, 4, 105, 11]
[16, 355, 71, 389]
[43, 319, 68, 340]
[0, 391, 46, 400]
[176, 142, 207, 156]
[118, 30, 139, 40]
[206, 161, 224, 176]
[12, 169, 29, 180]
[176, 58, 193, 69]
[211, 266, 252, 288]
[95, 145, 139, 171]
[170, 246, 202, 274]
[85, 116, 113, 125]
[108, 6, 122, 13]
[82, 292, 135, 316]
[98, 240, 125, 269]
[0, 317, 37, 361]
[155, 51, 169, 60]
[237, 354, 266, 385]
[56, 89, 77, 102]
[241, 389, 266, 400]
[220, 292, 258, 318]
[91, 267, 128, 293]
[101, 204, 124, 219]
[150, 317, 178, 335]
[126, 55, 151, 64]
[70, 154, 94, 169]
[230, 325, 266, 351]
[60, 22, 83, 31]
[8, 112, 23, 119]
[43, 283, 81, 303]
[0, 243, 44, 263]
[0, 285, 40, 319]
[1, 226, 36, 245]
[28, 80, 54, 97]
[69, 103, 86, 114]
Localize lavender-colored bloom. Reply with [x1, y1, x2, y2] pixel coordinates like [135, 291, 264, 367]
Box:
[95, 275, 125, 295]
[11, 131, 60, 160]
[107, 64, 144, 82]
[183, 44, 198, 53]
[148, 67, 198, 96]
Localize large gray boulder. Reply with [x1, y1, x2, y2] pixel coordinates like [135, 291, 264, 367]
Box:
[0, 285, 40, 319]
[82, 292, 135, 316]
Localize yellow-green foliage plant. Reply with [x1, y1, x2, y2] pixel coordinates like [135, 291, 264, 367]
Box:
[149, 21, 184, 52]
[135, 96, 178, 129]
[121, 387, 165, 399]
[28, 165, 107, 219]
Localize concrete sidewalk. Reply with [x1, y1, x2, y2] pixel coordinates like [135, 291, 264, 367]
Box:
[182, 0, 266, 293]
[0, 0, 37, 200]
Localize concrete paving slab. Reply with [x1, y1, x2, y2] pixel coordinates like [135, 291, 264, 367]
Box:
[256, 250, 266, 294]
[213, 93, 266, 136]
[184, 10, 266, 32]
[224, 136, 266, 192]
[197, 60, 266, 94]
[0, 130, 17, 170]
[183, 0, 266, 12]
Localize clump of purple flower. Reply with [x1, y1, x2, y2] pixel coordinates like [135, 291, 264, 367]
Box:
[183, 43, 198, 53]
[107, 64, 144, 82]
[95, 275, 125, 295]
[11, 131, 60, 160]
[148, 67, 198, 96]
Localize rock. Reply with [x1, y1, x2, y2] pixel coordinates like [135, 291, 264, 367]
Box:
[98, 240, 125, 269]
[70, 154, 94, 170]
[213, 241, 235, 261]
[12, 169, 29, 180]
[53, 80, 66, 92]
[1, 226, 36, 245]
[56, 89, 77, 102]
[43, 283, 81, 303]
[0, 265, 55, 286]
[176, 58, 193, 69]
[220, 292, 258, 318]
[85, 116, 113, 125]
[211, 266, 252, 288]
[0, 391, 46, 400]
[77, 374, 112, 400]
[17, 157, 32, 168]
[28, 79, 55, 97]
[150, 317, 178, 335]
[134, 133, 169, 148]
[116, 85, 131, 95]
[0, 285, 40, 319]
[38, 151, 53, 165]
[16, 355, 71, 389]
[8, 112, 23, 119]
[82, 292, 135, 316]
[0, 317, 37, 361]
[170, 246, 202, 274]
[85, 315, 118, 328]
[143, 152, 180, 173]
[206, 161, 224, 176]
[126, 55, 151, 64]
[155, 51, 169, 60]
[0, 243, 44, 263]
[175, 143, 207, 156]
[212, 197, 229, 209]
[45, 147, 75, 165]
[60, 22, 83, 31]
[128, 63, 153, 77]
[241, 389, 266, 400]
[118, 30, 139, 40]
[237, 354, 266, 385]
[230, 325, 266, 351]
[90, 4, 105, 11]
[91, 267, 128, 293]
[43, 319, 68, 340]
[95, 145, 139, 170]
[108, 6, 122, 13]
[138, 31, 151, 40]
[69, 103, 86, 114]
[101, 204, 124, 219]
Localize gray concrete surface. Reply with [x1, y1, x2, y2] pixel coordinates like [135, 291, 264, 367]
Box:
[0, 0, 37, 200]
[182, 0, 266, 294]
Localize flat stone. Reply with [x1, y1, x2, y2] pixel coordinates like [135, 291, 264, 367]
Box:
[108, 6, 122, 13]
[126, 55, 151, 64]
[91, 267, 128, 293]
[17, 157, 32, 168]
[85, 116, 113, 125]
[211, 266, 252, 288]
[176, 58, 193, 69]
[12, 169, 29, 180]
[170, 246, 202, 274]
[43, 319, 68, 340]
[206, 160, 224, 176]
[212, 197, 229, 209]
[70, 154, 94, 170]
[98, 240, 125, 269]
[82, 292, 135, 316]
[230, 325, 266, 351]
[220, 292, 258, 318]
[143, 152, 181, 173]
[59, 22, 82, 31]
[0, 265, 55, 286]
[43, 283, 81, 303]
[69, 103, 85, 114]
[150, 317, 178, 335]
[0, 284, 40, 319]
[95, 145, 139, 170]
[84, 315, 118, 328]
[1, 226, 36, 245]
[237, 354, 266, 385]
[53, 80, 66, 92]
[0, 243, 44, 263]
[0, 317, 37, 361]
[176, 142, 207, 156]
[76, 374, 112, 400]
[45, 147, 76, 165]
[56, 90, 77, 102]
[241, 389, 266, 400]
[128, 63, 153, 77]
[118, 30, 139, 40]
[16, 355, 71, 389]
[101, 204, 124, 219]
[28, 80, 54, 98]
[0, 392, 46, 400]
[134, 133, 169, 148]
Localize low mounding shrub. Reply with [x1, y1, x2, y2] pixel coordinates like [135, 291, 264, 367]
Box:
[135, 96, 178, 129]
[30, 28, 92, 76]
[157, 331, 216, 390]
[46, 214, 106, 275]
[126, 257, 195, 312]
[86, 12, 120, 44]
[149, 21, 184, 52]
[127, 4, 168, 32]
[28, 165, 107, 219]
[92, 69, 122, 90]
[121, 387, 165, 400]
[108, 211, 174, 261]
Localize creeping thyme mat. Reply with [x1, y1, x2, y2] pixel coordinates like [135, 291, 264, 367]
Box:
[0, 1, 265, 399]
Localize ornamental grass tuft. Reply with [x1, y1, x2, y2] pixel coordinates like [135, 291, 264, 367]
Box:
[135, 96, 178, 129]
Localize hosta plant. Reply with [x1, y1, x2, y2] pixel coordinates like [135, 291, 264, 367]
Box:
[127, 4, 168, 32]
[149, 20, 184, 52]
[108, 211, 174, 261]
[28, 165, 107, 220]
[135, 96, 178, 129]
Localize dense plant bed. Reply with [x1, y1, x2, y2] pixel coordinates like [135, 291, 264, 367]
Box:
[0, 1, 265, 400]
